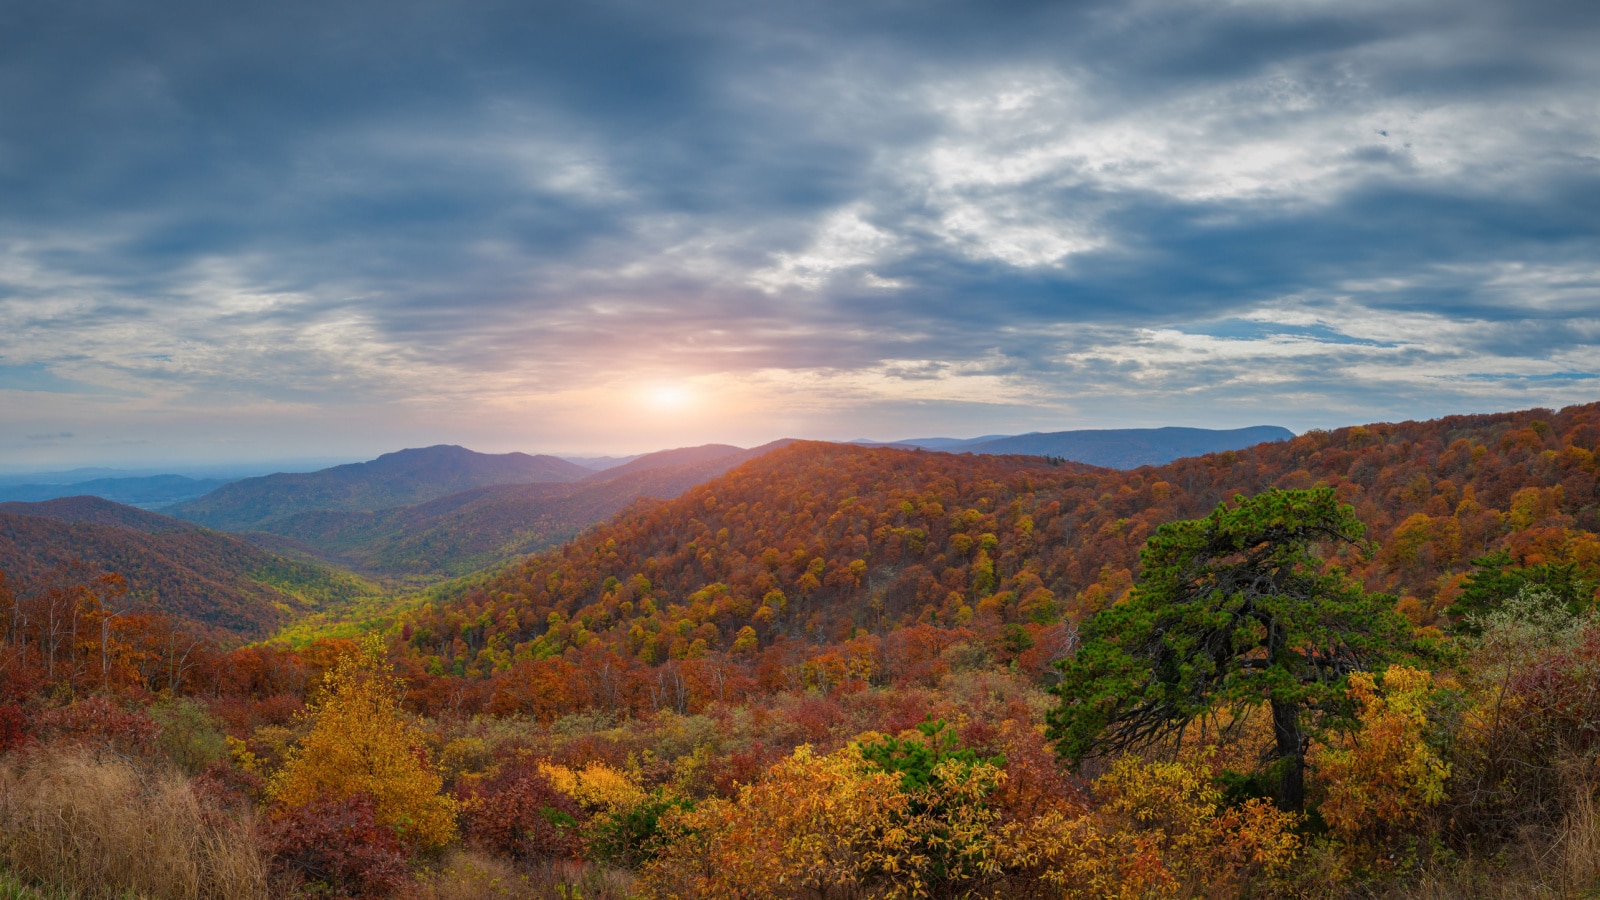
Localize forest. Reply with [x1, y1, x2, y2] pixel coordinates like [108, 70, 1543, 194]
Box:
[1, 401, 1598, 898]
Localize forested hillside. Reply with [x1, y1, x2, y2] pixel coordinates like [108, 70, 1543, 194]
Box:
[0, 497, 382, 639]
[399, 403, 1597, 692]
[234, 443, 779, 581]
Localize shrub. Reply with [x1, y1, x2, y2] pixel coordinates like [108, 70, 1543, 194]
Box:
[640, 744, 915, 898]
[151, 697, 228, 775]
[32, 696, 157, 755]
[0, 703, 28, 755]
[998, 752, 1301, 898]
[539, 760, 646, 813]
[1311, 666, 1454, 854]
[459, 760, 585, 862]
[1448, 596, 1600, 850]
[588, 792, 693, 869]
[264, 793, 410, 899]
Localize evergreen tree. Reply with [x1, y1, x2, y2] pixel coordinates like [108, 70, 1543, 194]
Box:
[1047, 488, 1410, 811]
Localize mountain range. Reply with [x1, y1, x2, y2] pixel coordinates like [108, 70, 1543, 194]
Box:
[0, 424, 1304, 641]
[0, 474, 232, 509]
[165, 445, 591, 530]
[871, 425, 1296, 468]
[237, 443, 784, 581]
[401, 402, 1599, 687]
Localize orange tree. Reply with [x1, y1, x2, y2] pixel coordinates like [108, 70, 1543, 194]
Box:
[1048, 488, 1412, 811]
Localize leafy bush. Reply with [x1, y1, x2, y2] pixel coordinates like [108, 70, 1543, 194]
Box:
[151, 697, 228, 774]
[858, 716, 1003, 791]
[998, 753, 1301, 899]
[32, 697, 157, 755]
[0, 704, 28, 755]
[268, 637, 456, 849]
[264, 793, 409, 899]
[459, 760, 585, 861]
[538, 760, 646, 813]
[1311, 666, 1454, 855]
[588, 791, 693, 869]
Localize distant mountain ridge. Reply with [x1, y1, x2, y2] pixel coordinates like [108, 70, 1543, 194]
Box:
[233, 442, 787, 581]
[0, 474, 231, 508]
[166, 445, 590, 531]
[867, 425, 1295, 468]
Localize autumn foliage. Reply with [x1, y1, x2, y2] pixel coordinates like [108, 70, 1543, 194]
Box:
[0, 400, 1597, 897]
[264, 794, 411, 899]
[267, 635, 457, 850]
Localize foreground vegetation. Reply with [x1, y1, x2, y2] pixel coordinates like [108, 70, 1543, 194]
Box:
[1, 403, 1598, 897]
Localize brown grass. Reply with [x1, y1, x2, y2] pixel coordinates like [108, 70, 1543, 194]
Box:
[0, 747, 267, 900]
[1363, 797, 1600, 900]
[1558, 788, 1600, 897]
[413, 849, 635, 900]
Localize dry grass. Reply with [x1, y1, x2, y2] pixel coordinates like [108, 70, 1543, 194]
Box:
[1558, 788, 1600, 898]
[0, 869, 74, 900]
[413, 849, 635, 900]
[0, 748, 267, 900]
[1363, 798, 1600, 900]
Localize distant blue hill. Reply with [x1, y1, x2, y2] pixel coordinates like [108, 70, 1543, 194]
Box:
[165, 444, 594, 531]
[0, 474, 233, 509]
[873, 425, 1296, 469]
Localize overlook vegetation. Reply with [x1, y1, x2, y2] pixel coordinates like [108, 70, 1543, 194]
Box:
[0, 402, 1598, 897]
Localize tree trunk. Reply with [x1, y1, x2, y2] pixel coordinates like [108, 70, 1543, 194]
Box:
[1271, 697, 1305, 812]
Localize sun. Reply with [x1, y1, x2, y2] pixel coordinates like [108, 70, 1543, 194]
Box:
[646, 384, 693, 411]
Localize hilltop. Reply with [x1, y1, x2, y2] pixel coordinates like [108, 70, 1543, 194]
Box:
[166, 445, 590, 531]
[243, 443, 782, 581]
[397, 402, 1598, 688]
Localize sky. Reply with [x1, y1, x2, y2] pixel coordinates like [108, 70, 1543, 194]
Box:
[2, 0, 1598, 468]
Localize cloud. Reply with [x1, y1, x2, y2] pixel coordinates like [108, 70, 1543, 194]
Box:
[0, 364, 111, 395]
[0, 0, 1597, 459]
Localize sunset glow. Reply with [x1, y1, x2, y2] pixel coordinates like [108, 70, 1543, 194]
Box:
[645, 385, 694, 413]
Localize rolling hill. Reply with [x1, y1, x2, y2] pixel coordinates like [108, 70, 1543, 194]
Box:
[398, 402, 1599, 680]
[0, 496, 384, 640]
[233, 443, 784, 581]
[166, 445, 591, 531]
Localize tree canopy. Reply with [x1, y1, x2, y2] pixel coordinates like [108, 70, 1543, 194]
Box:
[1047, 487, 1411, 810]
[267, 635, 456, 849]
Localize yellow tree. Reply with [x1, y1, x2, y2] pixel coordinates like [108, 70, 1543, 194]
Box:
[1311, 665, 1452, 848]
[268, 635, 456, 849]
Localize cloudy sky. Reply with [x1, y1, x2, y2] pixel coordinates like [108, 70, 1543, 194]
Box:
[2, 0, 1598, 467]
